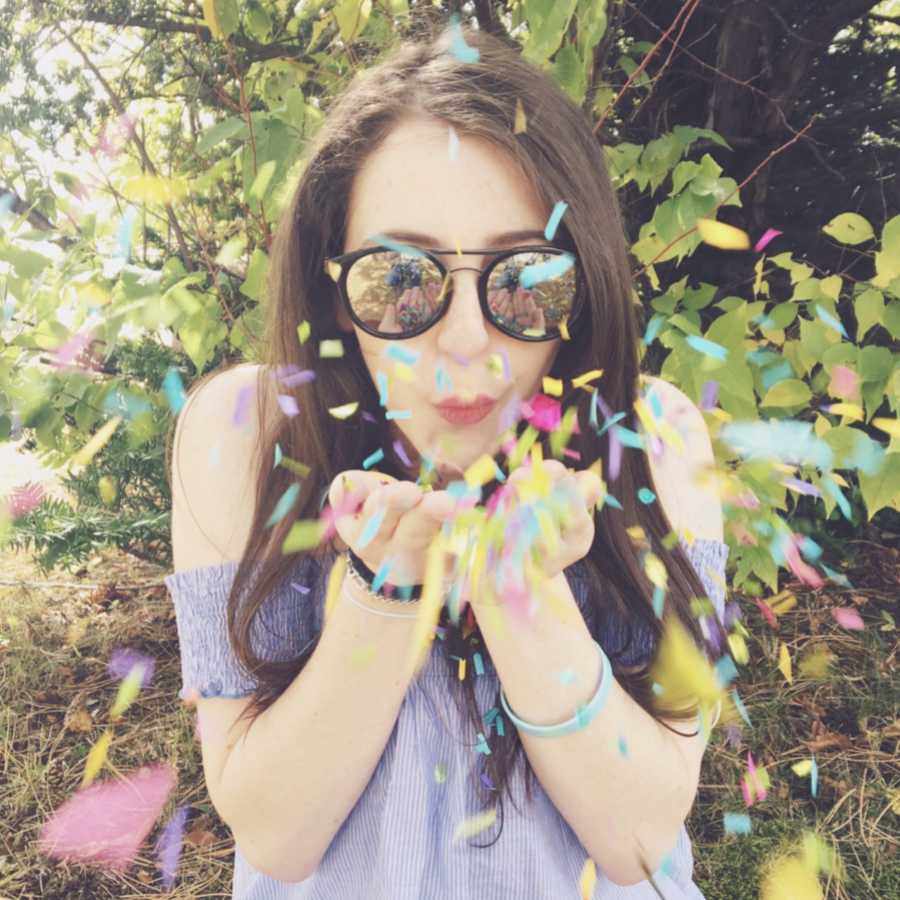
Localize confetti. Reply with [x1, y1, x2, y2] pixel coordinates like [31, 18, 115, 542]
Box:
[544, 201, 568, 241]
[579, 858, 597, 899]
[760, 852, 824, 900]
[452, 808, 497, 844]
[319, 338, 345, 358]
[107, 648, 155, 687]
[513, 97, 527, 133]
[156, 805, 188, 891]
[265, 482, 300, 527]
[754, 228, 783, 252]
[82, 729, 113, 787]
[447, 13, 479, 63]
[109, 664, 147, 719]
[296, 320, 311, 343]
[328, 401, 359, 419]
[777, 641, 793, 684]
[697, 218, 751, 250]
[447, 124, 460, 161]
[723, 812, 752, 834]
[831, 607, 864, 630]
[685, 333, 729, 361]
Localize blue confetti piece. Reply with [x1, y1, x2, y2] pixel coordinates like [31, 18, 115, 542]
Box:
[363, 448, 385, 469]
[265, 482, 301, 527]
[810, 756, 818, 797]
[447, 14, 480, 63]
[652, 585, 665, 618]
[376, 370, 389, 406]
[642, 313, 666, 346]
[719, 419, 834, 470]
[647, 385, 664, 419]
[638, 487, 657, 504]
[760, 361, 794, 393]
[655, 852, 675, 880]
[610, 423, 644, 449]
[618, 735, 629, 757]
[821, 563, 854, 589]
[519, 252, 575, 290]
[544, 201, 568, 240]
[473, 652, 484, 676]
[386, 409, 412, 420]
[367, 233, 426, 258]
[714, 654, 738, 688]
[685, 333, 729, 361]
[495, 715, 505, 737]
[116, 205, 139, 261]
[358, 506, 387, 549]
[372, 558, 393, 592]
[435, 365, 452, 393]
[475, 732, 492, 755]
[385, 343, 420, 365]
[483, 707, 498, 726]
[723, 812, 751, 835]
[163, 367, 187, 415]
[814, 304, 848, 338]
[731, 688, 752, 726]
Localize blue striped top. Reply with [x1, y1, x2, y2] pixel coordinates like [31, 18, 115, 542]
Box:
[164, 537, 729, 900]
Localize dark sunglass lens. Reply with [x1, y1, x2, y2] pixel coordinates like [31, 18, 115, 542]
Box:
[345, 251, 447, 335]
[486, 250, 577, 338]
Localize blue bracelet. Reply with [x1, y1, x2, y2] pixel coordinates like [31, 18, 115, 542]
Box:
[499, 640, 612, 738]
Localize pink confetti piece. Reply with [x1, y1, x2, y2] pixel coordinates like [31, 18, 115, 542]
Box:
[523, 393, 561, 431]
[829, 364, 860, 401]
[753, 598, 777, 630]
[754, 228, 782, 253]
[38, 763, 176, 872]
[831, 607, 864, 630]
[3, 481, 46, 518]
[783, 533, 825, 589]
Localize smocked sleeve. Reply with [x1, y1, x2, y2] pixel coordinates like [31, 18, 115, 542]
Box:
[163, 555, 327, 701]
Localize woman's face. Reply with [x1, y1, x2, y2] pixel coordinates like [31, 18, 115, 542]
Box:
[337, 114, 561, 486]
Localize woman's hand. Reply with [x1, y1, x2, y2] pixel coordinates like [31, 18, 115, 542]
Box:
[325, 470, 459, 587]
[499, 459, 605, 582]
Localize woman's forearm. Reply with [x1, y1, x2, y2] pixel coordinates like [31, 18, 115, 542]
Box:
[215, 572, 423, 883]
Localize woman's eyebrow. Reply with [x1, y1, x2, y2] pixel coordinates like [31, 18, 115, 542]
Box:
[364, 228, 547, 248]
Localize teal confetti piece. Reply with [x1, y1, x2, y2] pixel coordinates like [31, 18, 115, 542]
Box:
[544, 201, 568, 240]
[385, 343, 420, 365]
[447, 13, 480, 63]
[376, 370, 389, 406]
[589, 388, 599, 429]
[386, 409, 412, 420]
[447, 125, 460, 161]
[358, 506, 387, 549]
[483, 707, 498, 726]
[642, 313, 666, 346]
[821, 563, 853, 589]
[821, 473, 852, 520]
[648, 385, 664, 419]
[652, 585, 665, 618]
[473, 652, 484, 676]
[495, 716, 505, 737]
[601, 492, 623, 511]
[714, 655, 738, 688]
[638, 487, 657, 504]
[655, 852, 675, 880]
[435, 365, 452, 393]
[475, 732, 492, 755]
[810, 756, 818, 797]
[273, 442, 283, 466]
[163, 367, 187, 415]
[731, 688, 752, 726]
[610, 423, 644, 448]
[618, 735, 629, 757]
[723, 812, 751, 835]
[814, 304, 848, 338]
[652, 682, 664, 696]
[372, 558, 393, 592]
[367, 233, 426, 258]
[362, 448, 385, 469]
[685, 334, 729, 361]
[558, 667, 575, 686]
[520, 252, 575, 290]
[265, 482, 301, 527]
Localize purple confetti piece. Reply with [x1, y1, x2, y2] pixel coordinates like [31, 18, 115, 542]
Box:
[277, 394, 300, 417]
[278, 369, 316, 388]
[155, 804, 188, 891]
[290, 582, 311, 595]
[108, 648, 156, 688]
[393, 439, 413, 467]
[701, 380, 719, 410]
[361, 410, 377, 423]
[608, 426, 623, 481]
[232, 384, 254, 427]
[480, 771, 495, 790]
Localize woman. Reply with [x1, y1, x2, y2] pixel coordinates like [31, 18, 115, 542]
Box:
[165, 20, 730, 900]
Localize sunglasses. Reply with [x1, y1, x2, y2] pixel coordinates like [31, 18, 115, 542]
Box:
[323, 242, 585, 342]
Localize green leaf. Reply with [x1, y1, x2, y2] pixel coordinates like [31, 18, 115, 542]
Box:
[0, 241, 53, 279]
[241, 248, 269, 301]
[874, 214, 900, 289]
[822, 212, 875, 245]
[214, 0, 240, 39]
[196, 116, 248, 155]
[553, 41, 587, 105]
[246, 1, 272, 41]
[858, 450, 900, 520]
[522, 0, 579, 64]
[670, 160, 700, 196]
[333, 0, 372, 44]
[760, 379, 811, 408]
[854, 288, 884, 341]
[884, 300, 900, 340]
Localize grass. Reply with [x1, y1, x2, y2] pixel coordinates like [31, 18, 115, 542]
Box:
[0, 539, 896, 898]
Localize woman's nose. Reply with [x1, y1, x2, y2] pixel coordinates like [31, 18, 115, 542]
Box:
[434, 270, 491, 354]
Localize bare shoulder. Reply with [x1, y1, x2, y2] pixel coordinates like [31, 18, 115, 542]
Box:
[171, 363, 268, 572]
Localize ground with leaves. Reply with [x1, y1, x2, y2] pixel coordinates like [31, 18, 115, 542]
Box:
[0, 537, 896, 899]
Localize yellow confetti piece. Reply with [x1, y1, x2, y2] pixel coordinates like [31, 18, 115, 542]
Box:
[319, 338, 344, 358]
[297, 320, 311, 344]
[656, 419, 687, 455]
[457, 658, 466, 681]
[405, 539, 449, 677]
[572, 369, 603, 390]
[542, 376, 563, 397]
[282, 518, 325, 554]
[65, 618, 88, 646]
[696, 218, 751, 251]
[97, 476, 117, 505]
[626, 525, 648, 544]
[777, 641, 793, 684]
[324, 260, 342, 282]
[579, 858, 597, 900]
[827, 402, 863, 420]
[728, 632, 749, 665]
[349, 642, 377, 670]
[760, 854, 823, 900]
[328, 401, 359, 419]
[71, 416, 123, 468]
[650, 617, 724, 716]
[324, 552, 348, 625]
[434, 763, 448, 784]
[464, 454, 498, 488]
[559, 317, 570, 341]
[82, 729, 113, 788]
[798, 645, 834, 679]
[452, 807, 497, 843]
[872, 416, 900, 439]
[513, 97, 527, 133]
[769, 591, 798, 616]
[643, 551, 668, 590]
[792, 759, 813, 777]
[392, 362, 415, 383]
[109, 664, 145, 719]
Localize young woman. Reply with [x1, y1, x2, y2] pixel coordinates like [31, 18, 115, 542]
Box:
[166, 21, 730, 900]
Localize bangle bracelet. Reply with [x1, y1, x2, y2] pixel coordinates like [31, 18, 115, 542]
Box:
[500, 639, 612, 738]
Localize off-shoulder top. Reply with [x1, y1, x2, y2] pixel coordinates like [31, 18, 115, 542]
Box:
[164, 537, 730, 900]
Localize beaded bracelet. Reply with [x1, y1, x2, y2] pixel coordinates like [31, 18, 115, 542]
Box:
[345, 546, 423, 603]
[500, 639, 612, 738]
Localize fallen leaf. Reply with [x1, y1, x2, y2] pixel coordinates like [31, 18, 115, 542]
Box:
[64, 701, 94, 734]
[803, 732, 852, 752]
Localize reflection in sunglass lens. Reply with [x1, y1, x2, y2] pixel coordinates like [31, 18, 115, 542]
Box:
[344, 249, 577, 338]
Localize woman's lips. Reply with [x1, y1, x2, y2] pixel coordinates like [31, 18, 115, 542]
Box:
[434, 397, 496, 425]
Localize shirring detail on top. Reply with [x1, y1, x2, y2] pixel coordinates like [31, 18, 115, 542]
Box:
[163, 538, 729, 702]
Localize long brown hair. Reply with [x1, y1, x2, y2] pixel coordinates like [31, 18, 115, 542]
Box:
[166, 20, 724, 848]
